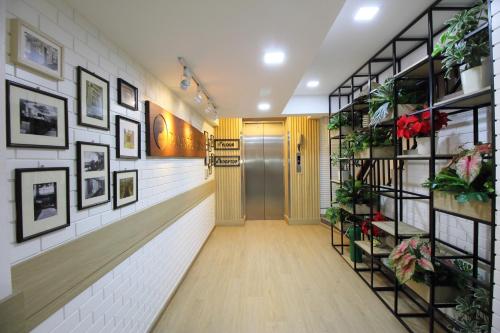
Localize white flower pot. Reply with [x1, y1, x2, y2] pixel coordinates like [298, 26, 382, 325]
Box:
[416, 137, 432, 155]
[460, 59, 490, 94]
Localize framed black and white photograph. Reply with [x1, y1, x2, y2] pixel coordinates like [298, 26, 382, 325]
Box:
[6, 81, 68, 149]
[117, 78, 138, 111]
[116, 115, 141, 159]
[77, 142, 110, 209]
[77, 66, 110, 130]
[15, 167, 70, 242]
[11, 19, 64, 80]
[113, 170, 138, 209]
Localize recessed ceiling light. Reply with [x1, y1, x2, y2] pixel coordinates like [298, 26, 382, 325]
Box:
[307, 80, 320, 88]
[263, 51, 285, 65]
[354, 6, 379, 21]
[258, 102, 271, 111]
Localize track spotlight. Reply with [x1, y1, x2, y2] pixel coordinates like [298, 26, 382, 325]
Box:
[194, 86, 204, 104]
[180, 66, 191, 90]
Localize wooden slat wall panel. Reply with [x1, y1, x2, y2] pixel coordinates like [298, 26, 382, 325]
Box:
[214, 118, 243, 224]
[286, 117, 320, 223]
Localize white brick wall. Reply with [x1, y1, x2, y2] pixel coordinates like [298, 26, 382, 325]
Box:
[4, 0, 216, 331]
[31, 195, 215, 333]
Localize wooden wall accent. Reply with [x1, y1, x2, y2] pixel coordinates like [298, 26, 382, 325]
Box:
[9, 180, 214, 331]
[214, 118, 244, 225]
[285, 116, 321, 224]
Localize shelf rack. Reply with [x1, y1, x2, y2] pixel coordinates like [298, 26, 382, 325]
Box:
[327, 1, 496, 332]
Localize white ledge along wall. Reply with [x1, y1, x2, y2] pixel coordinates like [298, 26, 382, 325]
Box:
[3, 0, 215, 332]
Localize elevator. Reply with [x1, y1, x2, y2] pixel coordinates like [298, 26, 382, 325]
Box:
[243, 122, 285, 220]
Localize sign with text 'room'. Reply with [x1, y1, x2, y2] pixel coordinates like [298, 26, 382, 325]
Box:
[145, 101, 205, 158]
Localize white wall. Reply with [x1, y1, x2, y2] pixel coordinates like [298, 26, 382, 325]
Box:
[4, 0, 215, 331]
[0, 0, 13, 300]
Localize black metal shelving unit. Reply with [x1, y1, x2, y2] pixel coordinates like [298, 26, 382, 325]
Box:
[328, 1, 496, 332]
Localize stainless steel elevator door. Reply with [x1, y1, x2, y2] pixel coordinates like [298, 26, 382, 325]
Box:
[244, 123, 284, 220]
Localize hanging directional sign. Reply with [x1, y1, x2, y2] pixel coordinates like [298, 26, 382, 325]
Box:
[213, 155, 240, 167]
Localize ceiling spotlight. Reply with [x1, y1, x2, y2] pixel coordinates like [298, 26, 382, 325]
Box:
[194, 86, 204, 104]
[205, 102, 215, 113]
[307, 80, 320, 88]
[180, 66, 191, 90]
[258, 102, 271, 111]
[263, 51, 285, 65]
[354, 7, 379, 21]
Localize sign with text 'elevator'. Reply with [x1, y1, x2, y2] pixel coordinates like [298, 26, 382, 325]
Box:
[214, 139, 240, 150]
[214, 156, 240, 167]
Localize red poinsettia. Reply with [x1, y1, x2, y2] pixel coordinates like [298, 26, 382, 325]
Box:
[361, 211, 386, 238]
[396, 110, 449, 139]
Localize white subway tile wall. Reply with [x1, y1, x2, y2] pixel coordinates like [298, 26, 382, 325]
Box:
[5, 0, 215, 331]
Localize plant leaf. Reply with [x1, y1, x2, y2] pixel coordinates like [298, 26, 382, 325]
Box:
[455, 154, 482, 184]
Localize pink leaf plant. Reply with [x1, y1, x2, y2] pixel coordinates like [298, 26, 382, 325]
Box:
[388, 237, 434, 284]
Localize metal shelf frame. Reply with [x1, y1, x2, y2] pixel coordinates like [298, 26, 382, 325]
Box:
[327, 1, 496, 332]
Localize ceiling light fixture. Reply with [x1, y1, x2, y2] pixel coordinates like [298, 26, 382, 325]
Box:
[263, 51, 285, 65]
[354, 6, 379, 21]
[194, 86, 204, 104]
[179, 66, 191, 90]
[258, 102, 271, 111]
[307, 80, 320, 88]
[178, 57, 217, 118]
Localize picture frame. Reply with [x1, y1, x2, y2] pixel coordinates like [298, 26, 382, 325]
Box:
[113, 170, 138, 209]
[15, 167, 70, 243]
[213, 155, 240, 167]
[77, 66, 110, 130]
[77, 141, 110, 210]
[117, 78, 138, 111]
[6, 80, 68, 149]
[116, 115, 141, 159]
[10, 19, 64, 80]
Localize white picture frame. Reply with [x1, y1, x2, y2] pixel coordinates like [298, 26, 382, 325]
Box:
[11, 19, 64, 80]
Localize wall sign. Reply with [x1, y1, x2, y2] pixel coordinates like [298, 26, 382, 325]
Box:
[214, 155, 240, 167]
[214, 139, 240, 150]
[145, 101, 205, 158]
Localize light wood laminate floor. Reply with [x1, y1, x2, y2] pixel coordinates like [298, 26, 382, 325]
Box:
[152, 220, 405, 333]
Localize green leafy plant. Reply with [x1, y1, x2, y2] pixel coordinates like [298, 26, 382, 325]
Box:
[423, 144, 494, 203]
[335, 179, 375, 207]
[369, 78, 402, 126]
[432, 2, 489, 79]
[328, 112, 351, 130]
[325, 206, 345, 226]
[453, 287, 490, 333]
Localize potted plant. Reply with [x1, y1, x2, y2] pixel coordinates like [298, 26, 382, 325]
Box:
[328, 112, 353, 137]
[396, 110, 449, 155]
[368, 78, 420, 126]
[432, 2, 490, 94]
[335, 179, 375, 215]
[452, 287, 490, 333]
[350, 127, 394, 159]
[423, 144, 494, 222]
[360, 211, 387, 248]
[325, 206, 344, 226]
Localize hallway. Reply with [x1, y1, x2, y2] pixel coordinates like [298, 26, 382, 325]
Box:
[152, 221, 404, 333]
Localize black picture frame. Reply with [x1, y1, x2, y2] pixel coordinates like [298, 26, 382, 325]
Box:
[15, 167, 70, 243]
[76, 141, 110, 210]
[6, 80, 69, 149]
[115, 115, 141, 159]
[214, 139, 240, 150]
[77, 66, 110, 130]
[117, 78, 138, 111]
[113, 170, 139, 209]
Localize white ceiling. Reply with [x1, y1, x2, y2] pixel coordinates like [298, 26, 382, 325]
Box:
[67, 0, 345, 118]
[294, 0, 436, 96]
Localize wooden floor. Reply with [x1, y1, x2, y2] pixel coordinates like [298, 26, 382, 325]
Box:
[152, 220, 405, 333]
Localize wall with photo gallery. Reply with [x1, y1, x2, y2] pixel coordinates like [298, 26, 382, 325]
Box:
[1, 0, 215, 331]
